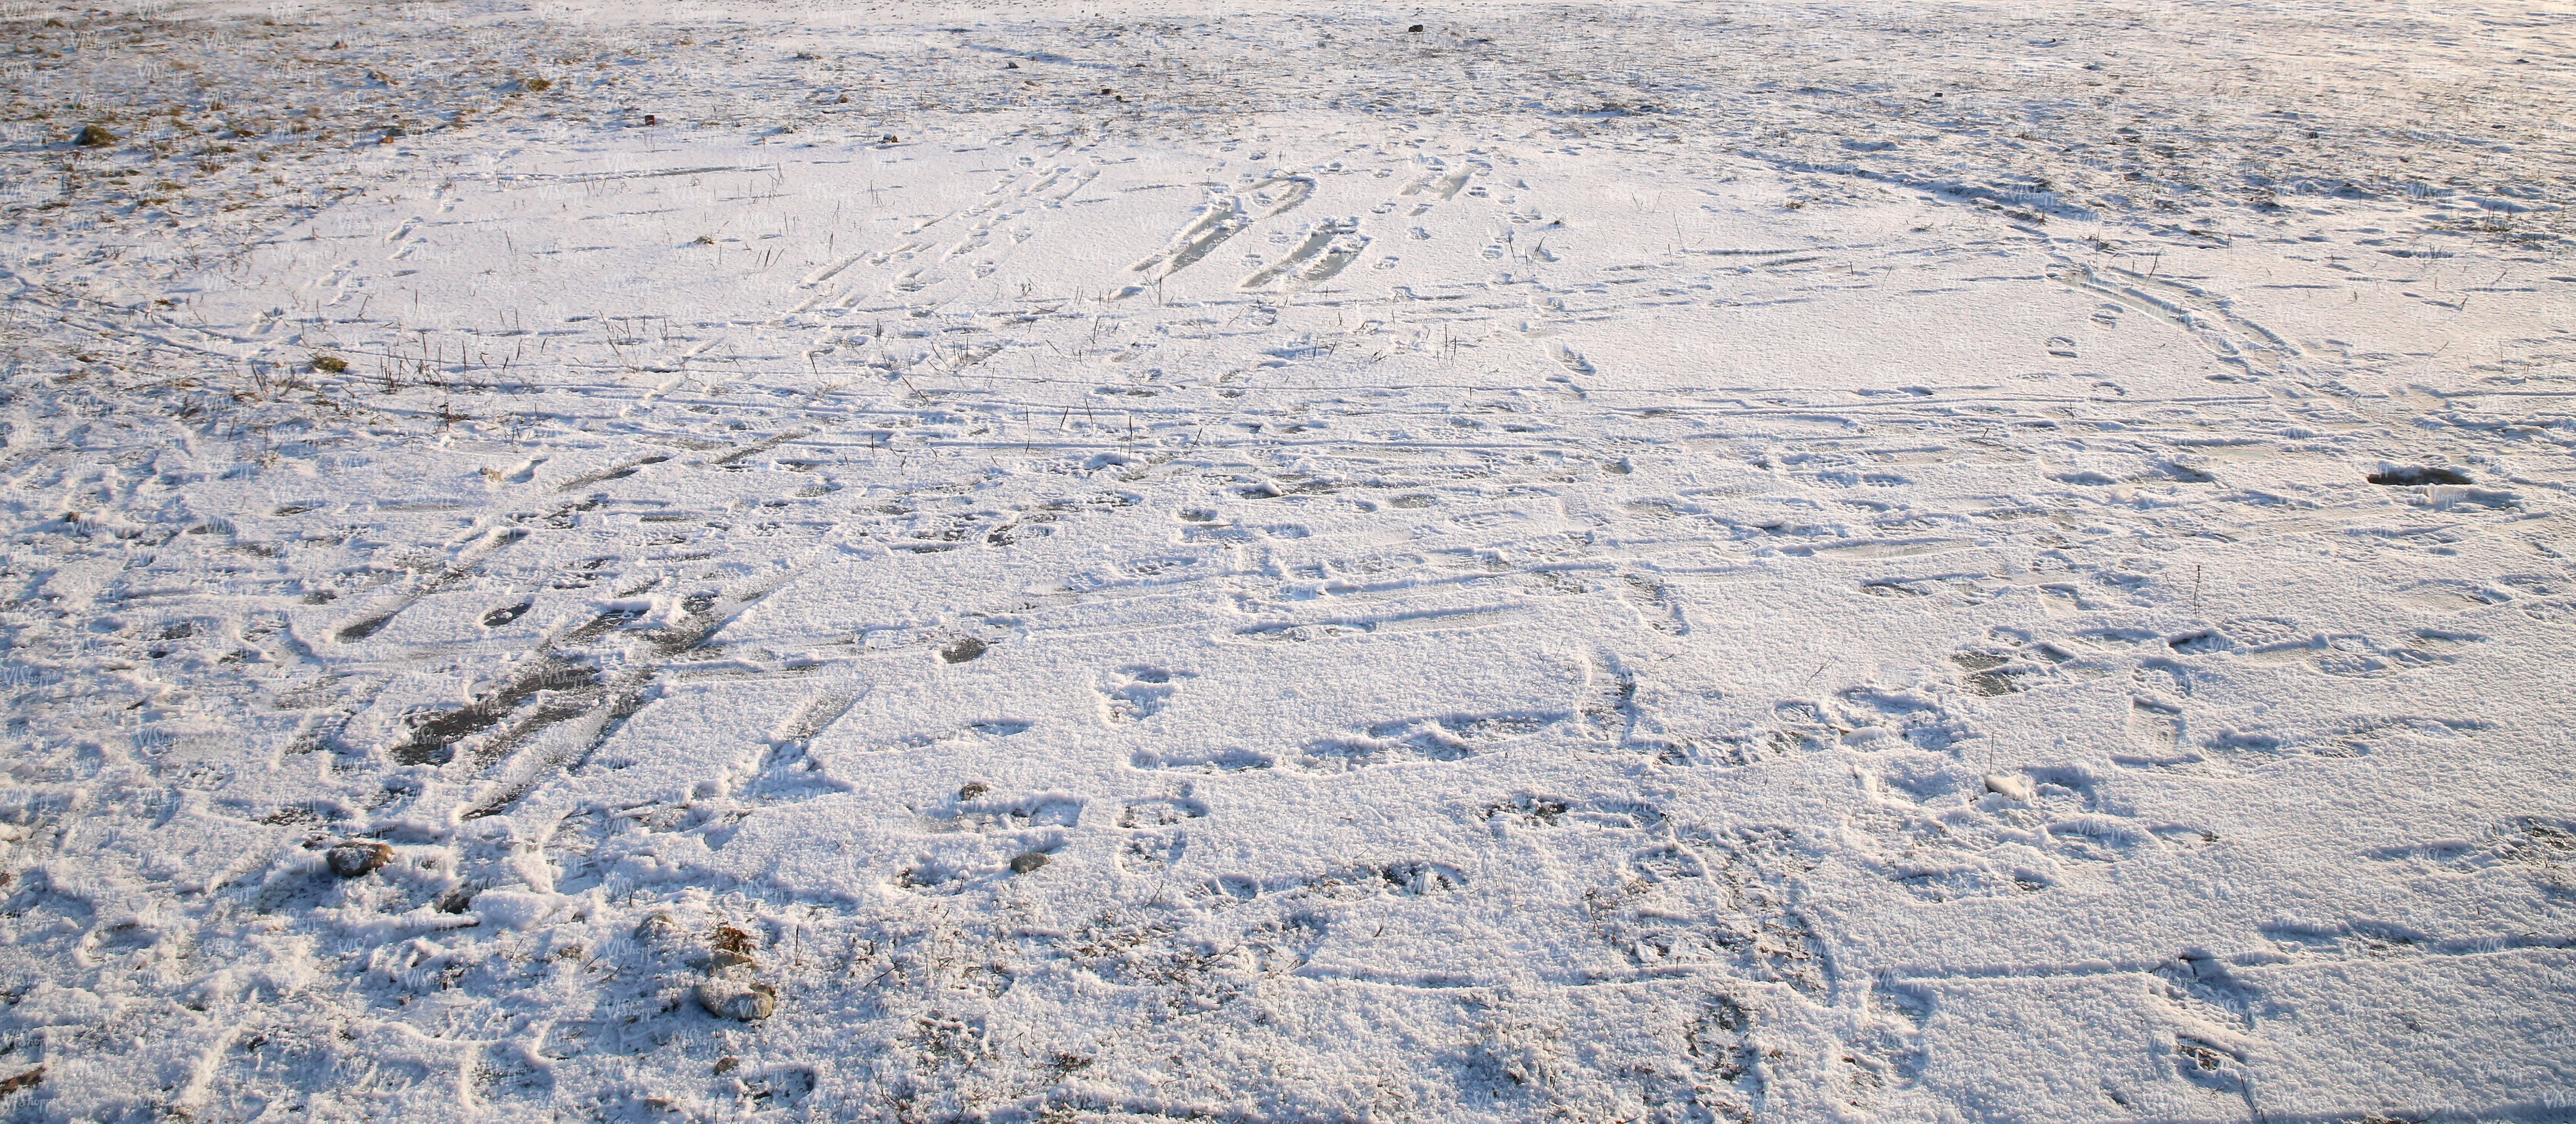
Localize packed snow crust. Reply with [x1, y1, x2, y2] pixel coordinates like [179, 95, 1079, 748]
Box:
[1, 0, 2573, 1120]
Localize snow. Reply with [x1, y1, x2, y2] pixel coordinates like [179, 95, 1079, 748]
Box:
[0, 0, 2572, 1119]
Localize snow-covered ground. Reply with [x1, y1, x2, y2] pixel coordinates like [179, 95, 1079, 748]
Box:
[2, 0, 2573, 1119]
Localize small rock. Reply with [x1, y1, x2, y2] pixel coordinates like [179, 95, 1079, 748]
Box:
[2367, 465, 2472, 487]
[1984, 774, 2035, 803]
[325, 841, 393, 878]
[1010, 852, 1049, 875]
[695, 982, 777, 1021]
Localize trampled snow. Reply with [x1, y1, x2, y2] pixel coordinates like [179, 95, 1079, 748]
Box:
[0, 0, 2571, 1119]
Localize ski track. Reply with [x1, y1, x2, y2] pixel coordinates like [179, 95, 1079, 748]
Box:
[0, 0, 2572, 1120]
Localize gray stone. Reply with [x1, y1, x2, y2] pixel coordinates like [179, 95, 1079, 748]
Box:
[695, 983, 777, 1021]
[325, 842, 393, 878]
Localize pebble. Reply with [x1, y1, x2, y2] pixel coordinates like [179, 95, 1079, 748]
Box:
[326, 841, 394, 878]
[695, 983, 777, 1021]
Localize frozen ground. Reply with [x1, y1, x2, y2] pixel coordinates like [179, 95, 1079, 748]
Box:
[1, 0, 2573, 1120]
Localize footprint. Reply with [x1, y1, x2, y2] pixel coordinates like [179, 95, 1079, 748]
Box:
[2214, 713, 2479, 762]
[1116, 791, 1209, 828]
[1290, 711, 1559, 773]
[2151, 951, 2257, 1037]
[773, 691, 859, 745]
[2387, 579, 2510, 612]
[732, 738, 850, 810]
[481, 601, 532, 628]
[1247, 174, 1315, 218]
[1853, 757, 2164, 900]
[1256, 859, 1469, 900]
[2132, 658, 2190, 697]
[1593, 827, 1829, 993]
[2119, 698, 2187, 762]
[1839, 994, 1931, 1108]
[1684, 995, 1764, 1120]
[1410, 168, 1473, 200]
[1118, 830, 1184, 873]
[2375, 816, 2576, 894]
[1129, 193, 1250, 281]
[1950, 651, 2021, 697]
[1130, 747, 1272, 773]
[2324, 629, 2478, 677]
[919, 790, 1083, 837]
[799, 252, 865, 288]
[1238, 217, 1368, 291]
[1101, 666, 1183, 723]
[1949, 634, 2075, 698]
[1482, 794, 1570, 827]
[1576, 663, 1640, 745]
